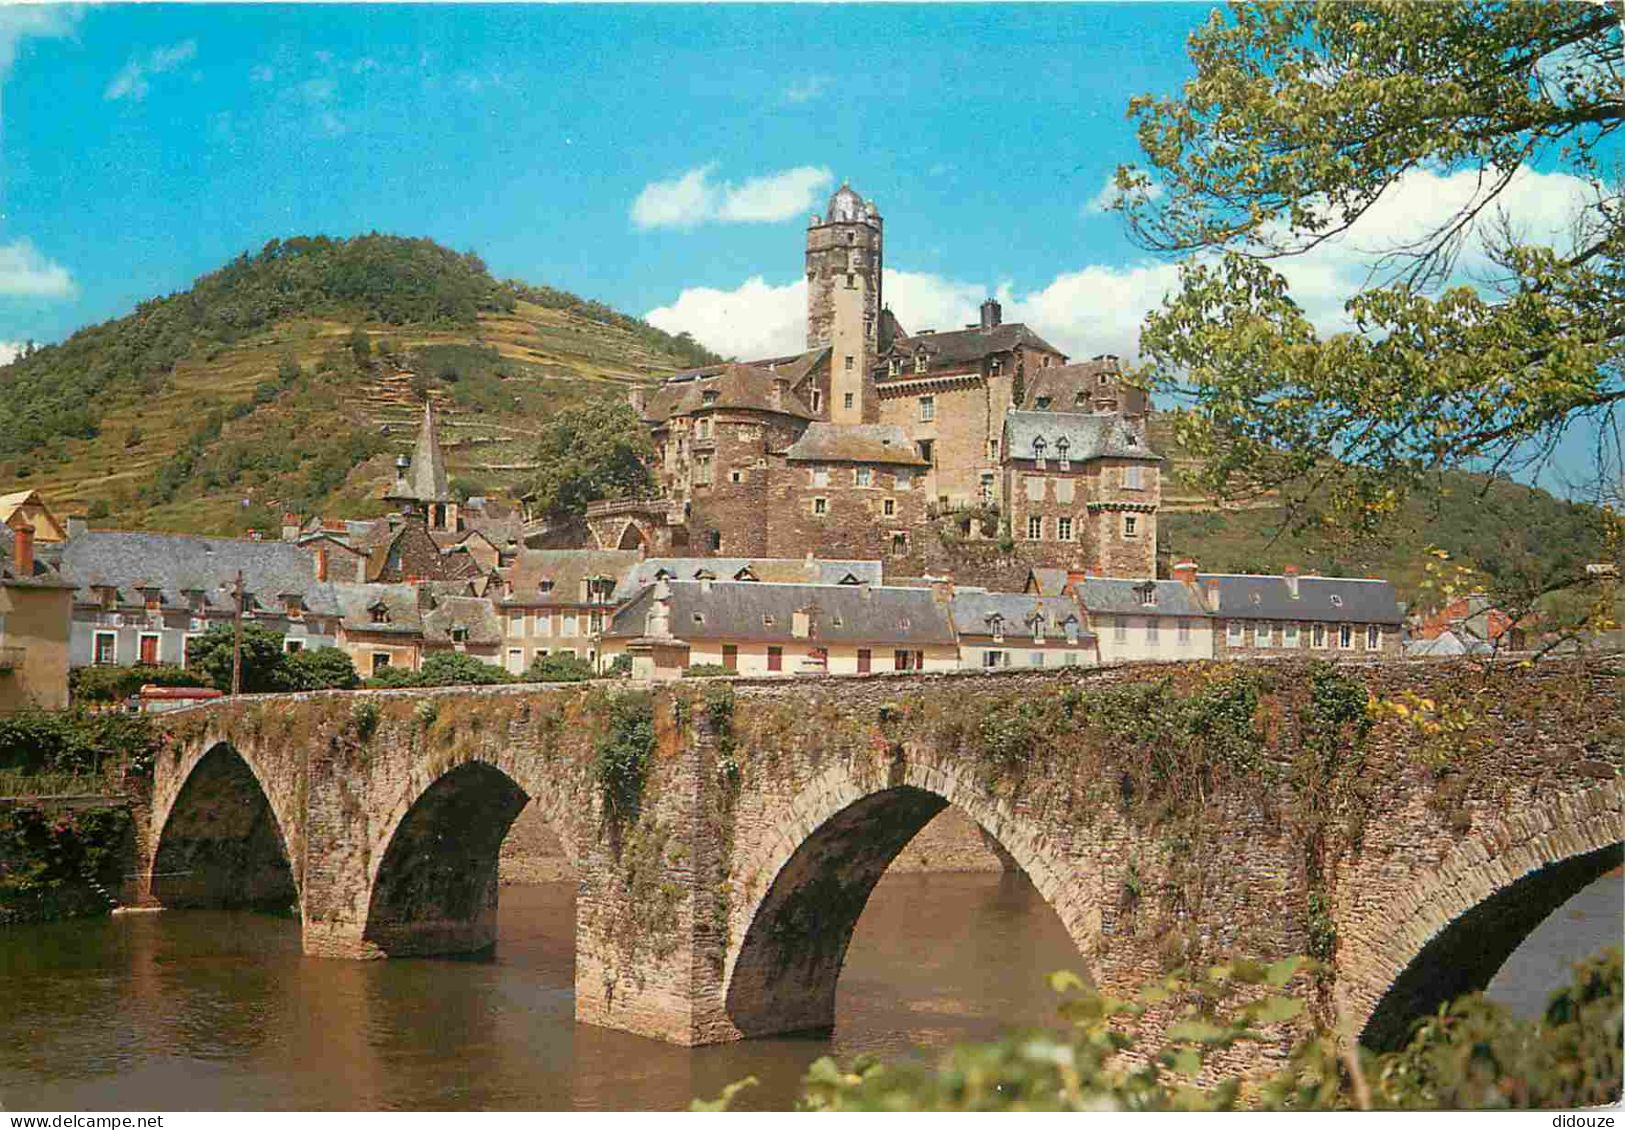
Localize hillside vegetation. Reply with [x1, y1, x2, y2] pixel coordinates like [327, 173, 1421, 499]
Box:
[0, 235, 717, 534]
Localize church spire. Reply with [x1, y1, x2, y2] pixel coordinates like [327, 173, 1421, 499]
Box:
[386, 400, 454, 529]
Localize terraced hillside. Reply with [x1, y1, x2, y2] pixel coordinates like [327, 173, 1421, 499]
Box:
[0, 236, 716, 536]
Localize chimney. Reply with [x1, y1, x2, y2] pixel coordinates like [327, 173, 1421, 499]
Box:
[772, 378, 787, 411]
[979, 297, 1002, 331]
[1065, 569, 1088, 596]
[1284, 563, 1300, 599]
[1172, 560, 1199, 585]
[13, 522, 34, 577]
[66, 514, 87, 539]
[1205, 578, 1220, 610]
[314, 546, 329, 582]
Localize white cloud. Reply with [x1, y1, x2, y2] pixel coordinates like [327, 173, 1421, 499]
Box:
[643, 263, 1173, 364]
[631, 164, 833, 230]
[0, 240, 74, 298]
[0, 341, 25, 366]
[646, 276, 807, 361]
[784, 75, 828, 104]
[644, 165, 1600, 364]
[105, 39, 197, 102]
[1084, 171, 1161, 215]
[0, 7, 79, 84]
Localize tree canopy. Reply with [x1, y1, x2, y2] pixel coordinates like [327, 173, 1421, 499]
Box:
[1116, 2, 1623, 527]
[524, 392, 656, 523]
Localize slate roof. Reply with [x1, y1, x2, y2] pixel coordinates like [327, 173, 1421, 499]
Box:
[614, 557, 884, 601]
[502, 549, 643, 607]
[1074, 578, 1210, 618]
[781, 423, 929, 466]
[57, 531, 334, 613]
[1026, 567, 1071, 597]
[1004, 410, 1162, 464]
[879, 323, 1062, 375]
[607, 580, 955, 646]
[1021, 360, 1148, 416]
[1199, 574, 1405, 624]
[642, 363, 815, 424]
[331, 582, 422, 635]
[950, 591, 1090, 638]
[387, 402, 451, 504]
[423, 595, 504, 646]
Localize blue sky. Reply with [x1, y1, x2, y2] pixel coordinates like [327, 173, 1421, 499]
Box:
[0, 3, 1194, 351]
[0, 3, 1611, 496]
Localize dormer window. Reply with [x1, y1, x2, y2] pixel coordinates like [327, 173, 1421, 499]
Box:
[988, 613, 1004, 642]
[701, 390, 718, 406]
[1074, 391, 1088, 407]
[451, 627, 469, 643]
[693, 611, 705, 624]
[538, 579, 554, 595]
[914, 350, 928, 374]
[762, 613, 775, 627]
[1032, 613, 1046, 643]
[369, 602, 390, 624]
[1330, 594, 1344, 608]
[1032, 437, 1047, 467]
[1035, 396, 1051, 409]
[1137, 583, 1157, 608]
[1056, 437, 1070, 470]
[990, 357, 1003, 376]
[284, 596, 304, 620]
[888, 358, 901, 377]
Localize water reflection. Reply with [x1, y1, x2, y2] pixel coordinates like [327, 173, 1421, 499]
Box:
[0, 869, 1617, 1111]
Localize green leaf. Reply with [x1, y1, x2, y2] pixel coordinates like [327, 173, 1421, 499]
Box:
[1048, 969, 1089, 995]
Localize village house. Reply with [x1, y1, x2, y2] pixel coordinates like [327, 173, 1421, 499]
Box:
[948, 588, 1097, 670]
[1196, 566, 1405, 657]
[1069, 575, 1215, 664]
[0, 519, 74, 711]
[496, 549, 642, 674]
[0, 490, 70, 545]
[54, 530, 341, 670]
[604, 578, 959, 678]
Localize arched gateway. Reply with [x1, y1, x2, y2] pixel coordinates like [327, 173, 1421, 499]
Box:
[143, 660, 1623, 1062]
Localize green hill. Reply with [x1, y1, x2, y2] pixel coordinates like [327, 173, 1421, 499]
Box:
[0, 235, 717, 535]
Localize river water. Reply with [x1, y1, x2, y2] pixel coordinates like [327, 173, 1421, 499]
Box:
[1, 871, 1619, 1111]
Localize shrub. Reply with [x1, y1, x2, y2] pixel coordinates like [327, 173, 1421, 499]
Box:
[595, 693, 655, 825]
[697, 948, 1624, 1112]
[417, 651, 514, 686]
[0, 711, 159, 777]
[526, 652, 594, 683]
[682, 663, 731, 679]
[282, 647, 360, 691]
[70, 664, 196, 705]
[603, 652, 633, 677]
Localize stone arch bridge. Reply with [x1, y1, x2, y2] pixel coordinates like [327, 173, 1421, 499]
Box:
[140, 658, 1623, 1053]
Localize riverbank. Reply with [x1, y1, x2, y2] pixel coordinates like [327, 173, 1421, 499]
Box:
[0, 796, 135, 925]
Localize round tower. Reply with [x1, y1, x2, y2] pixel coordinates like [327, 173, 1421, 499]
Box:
[806, 184, 882, 424]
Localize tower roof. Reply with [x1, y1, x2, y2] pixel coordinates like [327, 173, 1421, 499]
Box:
[388, 401, 452, 504]
[826, 183, 872, 223]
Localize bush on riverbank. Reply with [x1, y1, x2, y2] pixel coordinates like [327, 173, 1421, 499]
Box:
[0, 711, 161, 779]
[0, 804, 134, 924]
[696, 948, 1623, 1111]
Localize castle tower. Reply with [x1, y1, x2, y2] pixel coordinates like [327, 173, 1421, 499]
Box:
[806, 184, 882, 424]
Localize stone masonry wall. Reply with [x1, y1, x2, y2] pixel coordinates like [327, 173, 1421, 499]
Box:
[147, 656, 1623, 1058]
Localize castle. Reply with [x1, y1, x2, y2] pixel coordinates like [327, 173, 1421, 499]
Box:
[586, 184, 1162, 583]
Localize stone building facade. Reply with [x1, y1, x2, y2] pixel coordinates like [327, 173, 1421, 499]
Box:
[595, 183, 1162, 583]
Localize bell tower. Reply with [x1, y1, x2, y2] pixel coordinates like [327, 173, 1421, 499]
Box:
[805, 184, 882, 424]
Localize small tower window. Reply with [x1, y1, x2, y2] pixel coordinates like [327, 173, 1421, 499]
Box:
[1033, 437, 1047, 467]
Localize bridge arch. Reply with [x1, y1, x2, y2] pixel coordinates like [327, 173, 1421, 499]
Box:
[150, 739, 299, 911]
[1349, 781, 1624, 1050]
[722, 756, 1089, 1037]
[362, 747, 586, 956]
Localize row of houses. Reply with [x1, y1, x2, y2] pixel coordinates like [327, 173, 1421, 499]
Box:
[0, 405, 1411, 712]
